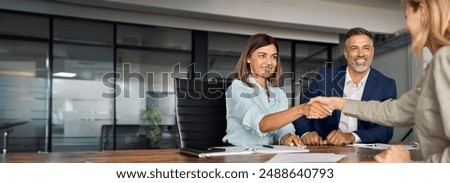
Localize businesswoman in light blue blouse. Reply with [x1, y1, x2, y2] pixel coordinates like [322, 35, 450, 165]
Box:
[222, 33, 332, 147]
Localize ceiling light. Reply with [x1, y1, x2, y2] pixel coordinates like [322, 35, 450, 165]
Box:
[53, 72, 77, 78]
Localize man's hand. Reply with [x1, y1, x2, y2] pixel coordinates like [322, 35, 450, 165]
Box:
[323, 130, 355, 145]
[301, 131, 324, 145]
[309, 96, 347, 111]
[302, 102, 333, 119]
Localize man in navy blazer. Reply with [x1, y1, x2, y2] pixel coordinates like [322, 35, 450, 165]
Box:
[293, 27, 396, 145]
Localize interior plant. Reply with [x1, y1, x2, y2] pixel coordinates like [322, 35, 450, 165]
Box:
[145, 107, 162, 147]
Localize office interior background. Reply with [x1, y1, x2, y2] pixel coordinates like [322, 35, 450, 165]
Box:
[0, 0, 423, 152]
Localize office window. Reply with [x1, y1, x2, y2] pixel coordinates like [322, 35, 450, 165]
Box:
[0, 39, 49, 152]
[117, 25, 191, 50]
[207, 32, 248, 81]
[277, 40, 293, 106]
[0, 12, 49, 153]
[52, 18, 114, 151]
[0, 12, 49, 38]
[116, 25, 191, 149]
[54, 18, 113, 45]
[294, 43, 329, 104]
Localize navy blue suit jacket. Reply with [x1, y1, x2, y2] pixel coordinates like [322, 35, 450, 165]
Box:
[293, 65, 396, 143]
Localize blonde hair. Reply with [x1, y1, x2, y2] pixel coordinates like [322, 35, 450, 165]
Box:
[406, 0, 450, 60]
[233, 33, 283, 87]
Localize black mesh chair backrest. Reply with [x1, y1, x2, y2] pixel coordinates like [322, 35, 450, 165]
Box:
[174, 78, 229, 149]
[99, 124, 148, 151]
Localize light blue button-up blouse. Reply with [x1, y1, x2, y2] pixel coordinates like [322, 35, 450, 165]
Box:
[222, 76, 295, 146]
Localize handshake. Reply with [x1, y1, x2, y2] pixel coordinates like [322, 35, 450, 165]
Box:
[301, 96, 347, 119]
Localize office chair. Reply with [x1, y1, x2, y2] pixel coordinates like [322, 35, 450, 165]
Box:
[174, 78, 229, 150]
[99, 124, 148, 151]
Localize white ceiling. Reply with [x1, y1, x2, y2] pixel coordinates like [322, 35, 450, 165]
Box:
[45, 0, 405, 34]
[320, 0, 403, 10]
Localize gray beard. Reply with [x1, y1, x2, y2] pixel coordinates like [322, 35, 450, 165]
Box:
[351, 64, 368, 73]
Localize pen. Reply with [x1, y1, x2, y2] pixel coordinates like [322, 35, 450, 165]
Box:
[262, 145, 274, 148]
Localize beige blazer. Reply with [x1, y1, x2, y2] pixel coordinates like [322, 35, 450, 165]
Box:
[343, 46, 450, 163]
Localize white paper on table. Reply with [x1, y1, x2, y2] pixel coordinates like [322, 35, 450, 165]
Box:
[182, 145, 310, 158]
[266, 153, 347, 163]
[348, 143, 420, 150]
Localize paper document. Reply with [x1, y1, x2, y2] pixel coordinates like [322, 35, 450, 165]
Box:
[181, 145, 309, 158]
[251, 145, 310, 154]
[348, 143, 420, 150]
[266, 153, 347, 163]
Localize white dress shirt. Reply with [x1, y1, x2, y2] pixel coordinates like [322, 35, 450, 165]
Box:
[338, 67, 370, 142]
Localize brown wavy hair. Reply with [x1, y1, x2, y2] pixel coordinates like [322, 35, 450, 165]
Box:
[232, 33, 282, 87]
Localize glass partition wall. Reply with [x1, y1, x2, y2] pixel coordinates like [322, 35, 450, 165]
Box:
[116, 25, 192, 149]
[0, 13, 49, 152]
[294, 43, 330, 104]
[0, 11, 333, 152]
[51, 18, 114, 151]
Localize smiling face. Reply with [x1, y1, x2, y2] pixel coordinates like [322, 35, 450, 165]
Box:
[344, 35, 374, 74]
[248, 44, 278, 79]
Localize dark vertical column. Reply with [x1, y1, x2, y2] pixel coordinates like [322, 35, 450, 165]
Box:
[191, 31, 208, 80]
[113, 24, 117, 150]
[46, 17, 54, 152]
[327, 46, 333, 68]
[291, 41, 296, 106]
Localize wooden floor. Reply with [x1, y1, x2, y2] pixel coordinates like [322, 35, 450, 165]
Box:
[0, 145, 423, 163]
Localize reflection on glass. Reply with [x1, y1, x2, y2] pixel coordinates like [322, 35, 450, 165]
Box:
[0, 39, 48, 152]
[114, 25, 191, 149]
[116, 48, 190, 149]
[52, 44, 114, 151]
[117, 25, 191, 50]
[54, 18, 113, 45]
[277, 40, 293, 106]
[0, 12, 49, 38]
[207, 32, 248, 81]
[294, 43, 329, 104]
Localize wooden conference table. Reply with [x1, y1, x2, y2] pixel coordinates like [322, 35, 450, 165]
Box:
[1, 145, 423, 163]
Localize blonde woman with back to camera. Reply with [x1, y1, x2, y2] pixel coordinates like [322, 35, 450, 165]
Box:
[311, 0, 450, 162]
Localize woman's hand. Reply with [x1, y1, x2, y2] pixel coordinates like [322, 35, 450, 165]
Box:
[280, 133, 305, 147]
[302, 102, 333, 119]
[309, 96, 347, 111]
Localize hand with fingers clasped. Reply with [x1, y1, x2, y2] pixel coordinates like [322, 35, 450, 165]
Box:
[280, 133, 305, 147]
[323, 130, 355, 146]
[301, 131, 324, 146]
[308, 96, 347, 111]
[302, 102, 333, 119]
[374, 145, 411, 163]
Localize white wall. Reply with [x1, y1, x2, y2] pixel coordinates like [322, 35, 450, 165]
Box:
[371, 43, 423, 143]
[109, 0, 404, 33]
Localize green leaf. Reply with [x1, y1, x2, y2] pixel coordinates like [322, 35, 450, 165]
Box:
[145, 107, 163, 144]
